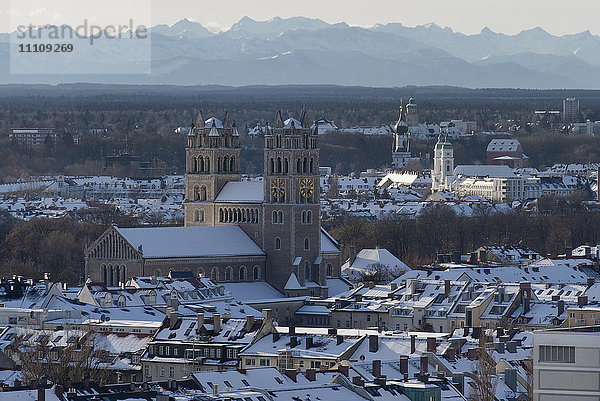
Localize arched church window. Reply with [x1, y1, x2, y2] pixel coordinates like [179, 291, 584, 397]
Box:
[302, 210, 306, 224]
[277, 157, 282, 173]
[200, 186, 207, 201]
[278, 210, 283, 224]
[205, 157, 210, 171]
[211, 267, 219, 282]
[284, 158, 289, 174]
[272, 210, 278, 224]
[197, 267, 205, 278]
[304, 237, 310, 251]
[193, 185, 200, 201]
[230, 156, 235, 172]
[310, 158, 314, 173]
[297, 158, 302, 173]
[303, 158, 308, 173]
[327, 263, 333, 276]
[199, 156, 204, 172]
[275, 237, 281, 250]
[253, 266, 260, 281]
[194, 209, 204, 222]
[217, 157, 222, 172]
[154, 268, 161, 277]
[239, 266, 247, 281]
[270, 158, 275, 174]
[225, 266, 232, 281]
[223, 156, 229, 172]
[307, 210, 312, 224]
[193, 157, 198, 172]
[304, 261, 311, 282]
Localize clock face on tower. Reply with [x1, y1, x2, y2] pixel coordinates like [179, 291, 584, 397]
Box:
[299, 178, 314, 198]
[271, 178, 285, 199]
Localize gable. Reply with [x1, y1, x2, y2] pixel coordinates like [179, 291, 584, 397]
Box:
[86, 226, 141, 260]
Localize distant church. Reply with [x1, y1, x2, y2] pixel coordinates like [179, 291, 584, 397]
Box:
[431, 134, 454, 191]
[84, 111, 341, 297]
[391, 100, 423, 169]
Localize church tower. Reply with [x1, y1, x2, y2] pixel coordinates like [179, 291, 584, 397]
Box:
[405, 98, 419, 126]
[263, 111, 325, 296]
[184, 110, 241, 226]
[392, 100, 412, 169]
[431, 134, 454, 191]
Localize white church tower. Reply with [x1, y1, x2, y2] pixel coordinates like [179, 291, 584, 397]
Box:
[391, 101, 412, 169]
[431, 134, 454, 191]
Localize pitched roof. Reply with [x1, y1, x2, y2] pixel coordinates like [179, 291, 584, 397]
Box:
[214, 181, 264, 203]
[115, 226, 264, 259]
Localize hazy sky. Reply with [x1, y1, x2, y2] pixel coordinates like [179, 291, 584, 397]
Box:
[3, 0, 599, 35]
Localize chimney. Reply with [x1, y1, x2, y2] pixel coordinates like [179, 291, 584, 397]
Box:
[505, 368, 517, 392]
[372, 360, 381, 378]
[445, 347, 456, 361]
[496, 327, 504, 338]
[246, 315, 255, 331]
[284, 369, 297, 382]
[399, 355, 409, 375]
[337, 335, 344, 345]
[587, 278, 595, 288]
[410, 335, 416, 354]
[523, 297, 531, 314]
[348, 246, 357, 265]
[495, 342, 505, 353]
[472, 326, 481, 339]
[506, 341, 517, 353]
[558, 300, 565, 316]
[289, 326, 296, 336]
[578, 295, 588, 308]
[38, 387, 45, 401]
[426, 337, 436, 353]
[306, 337, 314, 349]
[467, 347, 479, 360]
[374, 375, 387, 386]
[444, 279, 451, 297]
[566, 247, 573, 258]
[262, 308, 273, 321]
[273, 332, 280, 342]
[213, 383, 219, 397]
[520, 281, 532, 299]
[167, 308, 178, 329]
[390, 282, 398, 291]
[338, 365, 349, 377]
[213, 313, 221, 333]
[305, 369, 316, 381]
[369, 335, 379, 352]
[197, 313, 204, 330]
[352, 376, 365, 386]
[290, 336, 298, 348]
[420, 355, 428, 373]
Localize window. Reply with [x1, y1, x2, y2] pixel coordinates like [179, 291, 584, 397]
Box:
[144, 365, 150, 378]
[275, 237, 281, 250]
[246, 358, 256, 366]
[253, 266, 260, 281]
[239, 266, 247, 281]
[304, 237, 310, 250]
[366, 315, 371, 322]
[327, 263, 333, 276]
[539, 345, 575, 363]
[160, 367, 165, 377]
[259, 358, 270, 366]
[169, 366, 174, 378]
[225, 266, 232, 281]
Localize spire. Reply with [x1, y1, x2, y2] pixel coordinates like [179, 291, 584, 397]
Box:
[275, 111, 283, 128]
[196, 110, 204, 128]
[223, 111, 231, 128]
[300, 109, 307, 128]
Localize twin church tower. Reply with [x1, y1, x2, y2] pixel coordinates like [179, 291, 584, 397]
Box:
[184, 110, 332, 296]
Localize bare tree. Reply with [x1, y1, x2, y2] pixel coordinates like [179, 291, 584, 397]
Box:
[7, 327, 112, 386]
[468, 334, 498, 401]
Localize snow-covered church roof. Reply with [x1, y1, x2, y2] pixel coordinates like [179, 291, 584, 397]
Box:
[115, 226, 265, 259]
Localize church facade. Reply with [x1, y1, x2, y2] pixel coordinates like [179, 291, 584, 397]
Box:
[85, 111, 341, 297]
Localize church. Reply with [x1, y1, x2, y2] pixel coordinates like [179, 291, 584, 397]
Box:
[84, 111, 342, 297]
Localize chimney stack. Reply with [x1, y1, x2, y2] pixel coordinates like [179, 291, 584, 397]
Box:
[246, 315, 255, 331]
[213, 313, 221, 333]
[37, 387, 45, 401]
[285, 369, 298, 382]
[587, 278, 595, 288]
[410, 335, 416, 354]
[290, 336, 298, 348]
[369, 335, 379, 352]
[578, 295, 588, 308]
[420, 355, 428, 373]
[306, 337, 314, 349]
[372, 360, 381, 378]
[399, 355, 409, 375]
[558, 300, 565, 316]
[338, 365, 349, 377]
[197, 313, 204, 330]
[390, 282, 398, 291]
[305, 369, 316, 381]
[426, 337, 436, 353]
[337, 335, 344, 345]
[444, 279, 451, 297]
[262, 308, 273, 321]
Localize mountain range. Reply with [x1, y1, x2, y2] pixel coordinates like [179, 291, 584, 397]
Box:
[1, 16, 600, 88]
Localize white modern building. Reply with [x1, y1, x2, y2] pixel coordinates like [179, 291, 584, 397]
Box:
[533, 326, 600, 401]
